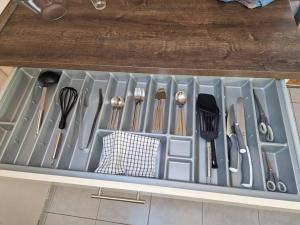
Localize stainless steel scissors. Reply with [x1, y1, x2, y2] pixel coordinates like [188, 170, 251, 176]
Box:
[264, 153, 287, 193]
[253, 91, 274, 142]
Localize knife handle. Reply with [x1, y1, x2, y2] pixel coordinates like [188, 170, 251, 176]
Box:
[234, 123, 246, 154]
[228, 133, 239, 172]
[211, 140, 218, 169]
[241, 145, 253, 188]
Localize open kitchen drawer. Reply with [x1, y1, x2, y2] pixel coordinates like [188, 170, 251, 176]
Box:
[0, 68, 300, 211]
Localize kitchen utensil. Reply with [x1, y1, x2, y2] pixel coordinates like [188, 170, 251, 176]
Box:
[115, 97, 125, 130]
[85, 88, 103, 149]
[108, 97, 120, 129]
[90, 0, 106, 10]
[131, 88, 145, 132]
[78, 90, 89, 149]
[236, 97, 253, 188]
[36, 70, 61, 136]
[175, 91, 187, 136]
[263, 152, 287, 193]
[253, 90, 274, 142]
[152, 88, 166, 133]
[18, 0, 67, 21]
[227, 105, 239, 173]
[53, 87, 78, 161]
[197, 94, 219, 181]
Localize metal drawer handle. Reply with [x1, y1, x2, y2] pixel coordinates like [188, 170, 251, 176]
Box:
[91, 188, 146, 204]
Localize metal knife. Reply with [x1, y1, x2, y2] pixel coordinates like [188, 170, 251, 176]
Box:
[236, 97, 253, 188]
[227, 105, 239, 173]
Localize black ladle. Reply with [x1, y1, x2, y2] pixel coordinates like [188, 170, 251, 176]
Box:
[36, 71, 61, 136]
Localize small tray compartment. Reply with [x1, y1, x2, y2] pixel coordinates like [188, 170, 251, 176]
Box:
[224, 79, 264, 190]
[0, 123, 14, 158]
[261, 144, 297, 194]
[166, 159, 192, 182]
[144, 76, 172, 134]
[0, 68, 39, 123]
[28, 71, 86, 168]
[121, 74, 151, 132]
[61, 72, 110, 171]
[169, 137, 192, 158]
[252, 79, 287, 144]
[87, 130, 166, 179]
[99, 73, 130, 130]
[169, 77, 194, 136]
[197, 78, 227, 186]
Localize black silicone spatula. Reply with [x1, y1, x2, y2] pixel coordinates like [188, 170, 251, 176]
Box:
[197, 93, 219, 180]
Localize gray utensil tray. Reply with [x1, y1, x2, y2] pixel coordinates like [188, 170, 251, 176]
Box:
[0, 68, 300, 206]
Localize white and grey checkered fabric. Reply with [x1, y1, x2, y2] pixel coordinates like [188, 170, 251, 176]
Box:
[95, 131, 160, 178]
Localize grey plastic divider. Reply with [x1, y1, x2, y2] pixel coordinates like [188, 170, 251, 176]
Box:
[144, 76, 172, 134]
[13, 72, 71, 166]
[252, 79, 287, 144]
[64, 72, 110, 171]
[0, 74, 55, 164]
[99, 73, 131, 130]
[0, 68, 40, 123]
[196, 77, 228, 186]
[261, 144, 297, 194]
[169, 77, 194, 136]
[0, 68, 299, 197]
[87, 129, 166, 178]
[120, 74, 151, 132]
[0, 123, 14, 157]
[27, 71, 85, 167]
[224, 78, 264, 191]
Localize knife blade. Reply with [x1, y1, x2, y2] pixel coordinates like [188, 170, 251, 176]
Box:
[227, 105, 239, 172]
[236, 97, 253, 188]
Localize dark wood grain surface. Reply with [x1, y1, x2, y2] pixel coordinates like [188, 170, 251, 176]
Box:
[0, 0, 299, 78]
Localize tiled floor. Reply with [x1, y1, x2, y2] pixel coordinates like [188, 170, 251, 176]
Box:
[39, 185, 300, 225]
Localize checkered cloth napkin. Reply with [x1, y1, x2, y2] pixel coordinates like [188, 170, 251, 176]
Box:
[95, 131, 160, 178]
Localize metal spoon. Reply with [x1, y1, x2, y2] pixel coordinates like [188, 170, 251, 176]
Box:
[175, 91, 187, 136]
[131, 88, 145, 131]
[114, 97, 125, 130]
[108, 97, 120, 129]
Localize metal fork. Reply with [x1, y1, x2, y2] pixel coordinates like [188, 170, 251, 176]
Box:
[131, 88, 145, 132]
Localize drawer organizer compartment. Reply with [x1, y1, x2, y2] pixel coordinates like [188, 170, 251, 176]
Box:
[0, 68, 300, 206]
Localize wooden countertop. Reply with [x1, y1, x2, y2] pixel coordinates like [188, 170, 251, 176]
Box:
[0, 0, 299, 78]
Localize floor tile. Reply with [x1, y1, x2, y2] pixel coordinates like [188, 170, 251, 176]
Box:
[148, 197, 202, 225]
[97, 189, 150, 225]
[46, 185, 100, 219]
[203, 202, 259, 225]
[259, 210, 300, 225]
[44, 213, 95, 225]
[96, 221, 126, 225]
[289, 88, 300, 103]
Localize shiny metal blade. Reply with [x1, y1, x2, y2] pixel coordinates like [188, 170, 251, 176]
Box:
[236, 97, 247, 144]
[226, 105, 235, 135]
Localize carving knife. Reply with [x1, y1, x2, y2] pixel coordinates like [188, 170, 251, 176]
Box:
[236, 97, 253, 188]
[227, 105, 239, 173]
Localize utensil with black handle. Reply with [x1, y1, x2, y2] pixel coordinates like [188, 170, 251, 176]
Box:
[197, 94, 219, 181]
[227, 105, 239, 173]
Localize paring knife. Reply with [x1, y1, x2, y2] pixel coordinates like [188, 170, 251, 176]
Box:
[236, 97, 253, 188]
[227, 105, 239, 173]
